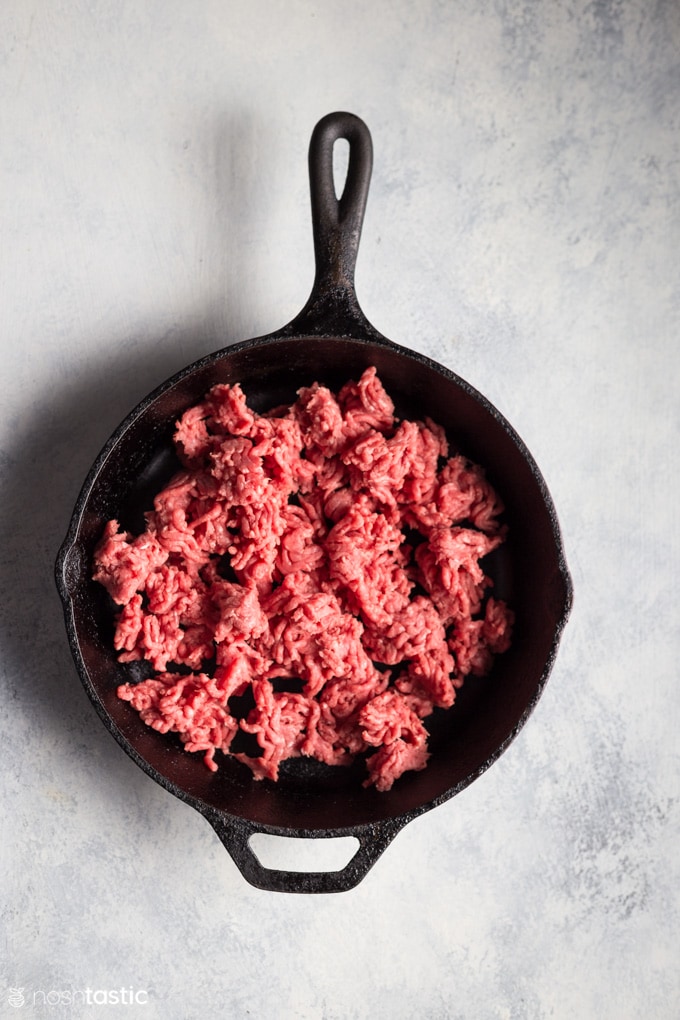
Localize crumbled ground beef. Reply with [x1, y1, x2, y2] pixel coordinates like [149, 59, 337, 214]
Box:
[94, 368, 513, 791]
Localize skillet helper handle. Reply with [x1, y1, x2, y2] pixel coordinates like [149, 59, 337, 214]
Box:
[285, 111, 378, 339]
[209, 815, 404, 894]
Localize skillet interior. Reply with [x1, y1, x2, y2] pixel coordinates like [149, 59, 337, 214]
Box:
[60, 330, 571, 834]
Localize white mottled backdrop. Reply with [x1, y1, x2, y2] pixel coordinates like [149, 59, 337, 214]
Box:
[1, 1, 678, 1018]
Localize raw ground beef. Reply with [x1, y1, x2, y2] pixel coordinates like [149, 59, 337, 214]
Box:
[93, 367, 513, 792]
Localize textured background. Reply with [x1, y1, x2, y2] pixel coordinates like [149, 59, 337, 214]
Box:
[1, 1, 678, 1017]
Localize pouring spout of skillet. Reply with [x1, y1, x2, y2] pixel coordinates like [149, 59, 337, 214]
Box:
[55, 111, 573, 894]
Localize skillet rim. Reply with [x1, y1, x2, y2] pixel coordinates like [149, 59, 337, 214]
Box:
[55, 325, 574, 832]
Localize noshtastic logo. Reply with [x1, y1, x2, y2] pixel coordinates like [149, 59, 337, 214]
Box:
[5, 986, 148, 1007]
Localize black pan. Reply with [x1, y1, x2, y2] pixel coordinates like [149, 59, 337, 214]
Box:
[56, 112, 573, 893]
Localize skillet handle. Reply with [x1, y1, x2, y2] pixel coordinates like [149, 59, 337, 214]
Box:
[208, 814, 405, 894]
[283, 111, 382, 341]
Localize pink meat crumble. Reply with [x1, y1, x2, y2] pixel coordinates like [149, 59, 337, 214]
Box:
[93, 367, 513, 791]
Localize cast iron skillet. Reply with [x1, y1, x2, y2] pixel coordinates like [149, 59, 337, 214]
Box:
[56, 112, 573, 893]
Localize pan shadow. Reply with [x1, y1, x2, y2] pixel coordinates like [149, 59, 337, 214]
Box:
[0, 322, 224, 791]
[0, 111, 284, 811]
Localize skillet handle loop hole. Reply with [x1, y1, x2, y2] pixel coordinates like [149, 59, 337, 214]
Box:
[248, 833, 360, 875]
[332, 136, 350, 204]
